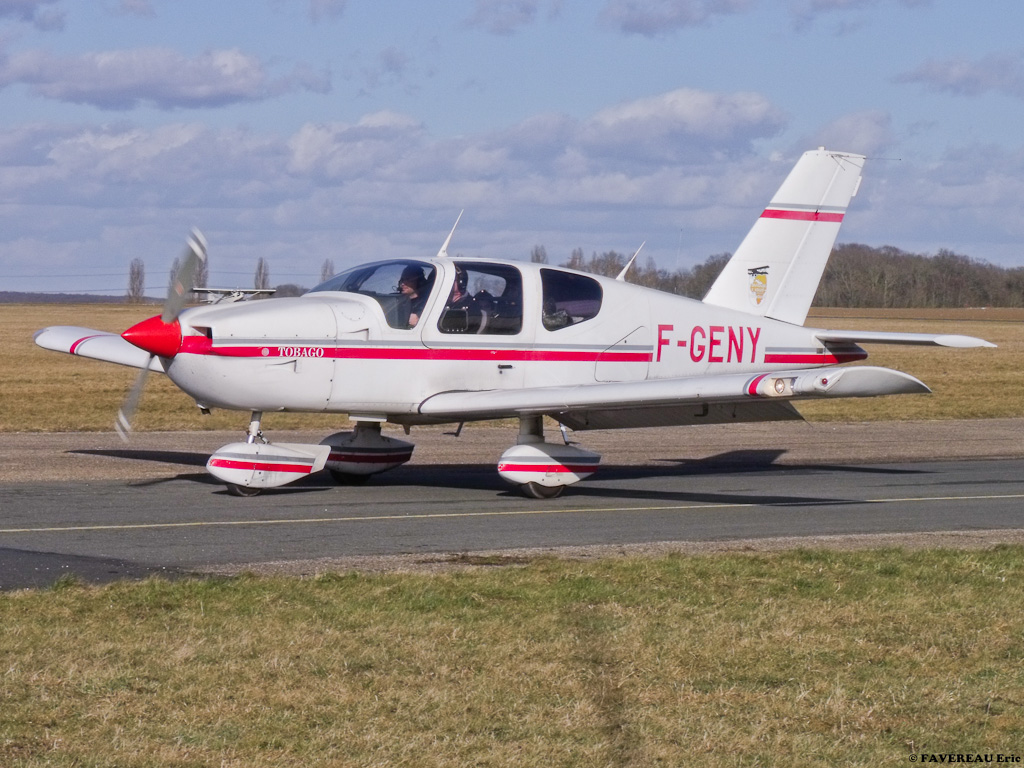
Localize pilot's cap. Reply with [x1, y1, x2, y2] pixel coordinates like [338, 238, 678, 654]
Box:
[399, 265, 425, 289]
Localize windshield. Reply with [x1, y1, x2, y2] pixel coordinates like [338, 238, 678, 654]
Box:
[309, 260, 436, 329]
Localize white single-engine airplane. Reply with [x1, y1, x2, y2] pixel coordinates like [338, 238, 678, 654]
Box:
[35, 149, 994, 497]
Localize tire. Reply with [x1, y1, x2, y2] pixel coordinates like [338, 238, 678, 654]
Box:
[520, 482, 565, 499]
[226, 483, 262, 497]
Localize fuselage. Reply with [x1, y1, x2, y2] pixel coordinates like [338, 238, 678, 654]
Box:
[160, 257, 865, 421]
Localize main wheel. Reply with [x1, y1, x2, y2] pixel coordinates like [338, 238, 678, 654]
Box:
[226, 483, 262, 497]
[520, 482, 565, 499]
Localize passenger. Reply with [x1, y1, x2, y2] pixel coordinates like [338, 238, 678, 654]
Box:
[398, 265, 427, 327]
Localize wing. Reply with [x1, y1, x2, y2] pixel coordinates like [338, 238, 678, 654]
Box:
[34, 326, 165, 371]
[419, 365, 928, 430]
[815, 329, 995, 348]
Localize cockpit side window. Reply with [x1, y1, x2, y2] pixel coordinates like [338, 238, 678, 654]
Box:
[437, 262, 523, 335]
[540, 269, 603, 331]
[309, 260, 435, 329]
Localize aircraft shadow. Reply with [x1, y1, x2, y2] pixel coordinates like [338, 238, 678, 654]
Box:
[72, 448, 209, 467]
[69, 446, 925, 507]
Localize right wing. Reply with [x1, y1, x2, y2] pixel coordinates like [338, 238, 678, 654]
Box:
[419, 365, 928, 431]
[34, 326, 165, 371]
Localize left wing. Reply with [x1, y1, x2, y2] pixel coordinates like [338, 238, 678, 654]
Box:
[34, 326, 165, 371]
[419, 365, 927, 430]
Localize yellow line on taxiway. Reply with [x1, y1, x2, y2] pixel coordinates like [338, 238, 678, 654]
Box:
[2, 493, 1024, 535]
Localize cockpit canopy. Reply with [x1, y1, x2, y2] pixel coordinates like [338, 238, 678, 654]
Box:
[310, 259, 436, 329]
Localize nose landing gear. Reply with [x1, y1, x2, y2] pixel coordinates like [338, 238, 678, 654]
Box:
[206, 411, 331, 496]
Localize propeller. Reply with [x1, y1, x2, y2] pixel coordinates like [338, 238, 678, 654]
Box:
[115, 229, 207, 442]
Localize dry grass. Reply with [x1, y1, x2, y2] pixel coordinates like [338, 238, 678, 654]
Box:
[4, 304, 1022, 432]
[802, 308, 1024, 421]
[2, 549, 1023, 766]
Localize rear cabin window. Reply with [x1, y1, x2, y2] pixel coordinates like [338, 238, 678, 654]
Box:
[540, 269, 602, 330]
[437, 262, 522, 335]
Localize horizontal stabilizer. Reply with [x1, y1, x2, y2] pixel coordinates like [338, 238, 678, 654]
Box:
[815, 329, 995, 348]
[33, 326, 165, 371]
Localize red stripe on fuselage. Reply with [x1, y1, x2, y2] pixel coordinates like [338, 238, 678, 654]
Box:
[178, 336, 651, 363]
[761, 208, 844, 223]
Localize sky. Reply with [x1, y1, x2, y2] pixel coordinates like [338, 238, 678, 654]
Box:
[2, 0, 1024, 296]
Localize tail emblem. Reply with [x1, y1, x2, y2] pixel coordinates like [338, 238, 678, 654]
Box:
[748, 266, 769, 306]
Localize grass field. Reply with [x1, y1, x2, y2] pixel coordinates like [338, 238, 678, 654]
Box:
[4, 304, 1023, 432]
[3, 549, 1024, 766]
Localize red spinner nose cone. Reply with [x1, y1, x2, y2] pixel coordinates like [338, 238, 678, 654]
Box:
[121, 315, 183, 358]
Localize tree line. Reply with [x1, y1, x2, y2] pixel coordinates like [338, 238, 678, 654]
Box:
[129, 243, 1024, 308]
[533, 243, 1024, 308]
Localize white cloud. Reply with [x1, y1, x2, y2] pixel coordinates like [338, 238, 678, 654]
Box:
[807, 110, 893, 156]
[0, 47, 331, 110]
[286, 112, 426, 178]
[580, 88, 786, 159]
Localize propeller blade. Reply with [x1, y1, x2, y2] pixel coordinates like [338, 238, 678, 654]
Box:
[162, 228, 207, 323]
[115, 361, 152, 442]
[117, 228, 206, 441]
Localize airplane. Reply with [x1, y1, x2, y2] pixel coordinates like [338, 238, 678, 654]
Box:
[34, 148, 995, 498]
[193, 287, 277, 304]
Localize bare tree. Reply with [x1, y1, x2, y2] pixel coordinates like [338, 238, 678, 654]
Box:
[194, 253, 208, 290]
[127, 258, 146, 304]
[530, 245, 548, 264]
[168, 256, 181, 297]
[320, 258, 335, 283]
[254, 257, 270, 290]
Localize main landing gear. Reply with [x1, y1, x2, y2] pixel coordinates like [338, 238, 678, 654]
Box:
[497, 416, 600, 499]
[206, 412, 599, 499]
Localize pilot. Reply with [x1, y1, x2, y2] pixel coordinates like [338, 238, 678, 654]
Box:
[398, 265, 428, 327]
[446, 265, 474, 310]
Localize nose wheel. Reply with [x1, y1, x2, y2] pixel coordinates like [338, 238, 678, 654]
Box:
[226, 482, 262, 497]
[520, 482, 565, 500]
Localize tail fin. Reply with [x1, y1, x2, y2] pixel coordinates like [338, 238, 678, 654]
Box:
[702, 148, 865, 325]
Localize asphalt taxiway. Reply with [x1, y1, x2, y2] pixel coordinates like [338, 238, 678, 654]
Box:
[2, 420, 1023, 589]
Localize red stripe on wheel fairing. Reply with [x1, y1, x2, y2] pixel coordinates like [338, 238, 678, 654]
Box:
[497, 463, 599, 474]
[208, 458, 315, 474]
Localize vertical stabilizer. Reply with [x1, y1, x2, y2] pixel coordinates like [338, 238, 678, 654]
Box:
[702, 149, 865, 325]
